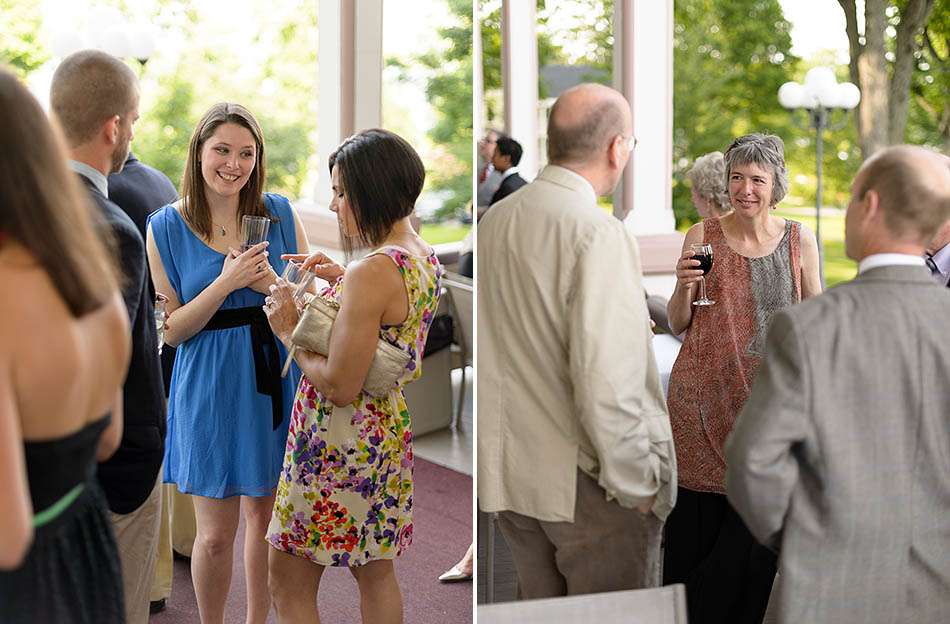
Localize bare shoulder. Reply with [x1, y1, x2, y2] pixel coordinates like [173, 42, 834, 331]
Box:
[347, 253, 403, 291]
[683, 220, 706, 247]
[797, 222, 819, 248]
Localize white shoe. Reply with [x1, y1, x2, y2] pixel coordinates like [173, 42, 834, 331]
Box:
[438, 564, 473, 582]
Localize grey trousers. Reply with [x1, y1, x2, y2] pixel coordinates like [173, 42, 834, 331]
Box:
[497, 469, 663, 599]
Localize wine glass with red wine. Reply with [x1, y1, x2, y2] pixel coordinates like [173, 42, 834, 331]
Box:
[690, 242, 715, 306]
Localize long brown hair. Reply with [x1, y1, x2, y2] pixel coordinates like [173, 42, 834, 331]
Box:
[0, 66, 118, 317]
[180, 103, 268, 241]
[329, 129, 424, 258]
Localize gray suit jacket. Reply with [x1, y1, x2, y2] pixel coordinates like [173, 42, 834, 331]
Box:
[725, 265, 950, 623]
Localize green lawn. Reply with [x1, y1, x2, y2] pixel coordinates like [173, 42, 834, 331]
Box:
[774, 208, 857, 287]
[420, 221, 470, 245]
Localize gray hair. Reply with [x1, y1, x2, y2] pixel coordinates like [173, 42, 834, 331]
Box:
[50, 50, 138, 147]
[723, 133, 789, 206]
[687, 151, 730, 215]
[547, 98, 626, 165]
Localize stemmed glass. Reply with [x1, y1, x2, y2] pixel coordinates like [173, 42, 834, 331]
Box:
[690, 243, 715, 306]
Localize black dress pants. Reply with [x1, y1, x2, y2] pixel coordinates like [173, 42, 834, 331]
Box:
[663, 488, 777, 624]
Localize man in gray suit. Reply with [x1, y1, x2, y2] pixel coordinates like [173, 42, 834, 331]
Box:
[726, 145, 950, 624]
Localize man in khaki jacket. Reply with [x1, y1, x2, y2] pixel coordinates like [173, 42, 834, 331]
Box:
[477, 83, 676, 598]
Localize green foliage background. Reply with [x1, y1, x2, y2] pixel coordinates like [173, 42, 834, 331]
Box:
[479, 0, 946, 231]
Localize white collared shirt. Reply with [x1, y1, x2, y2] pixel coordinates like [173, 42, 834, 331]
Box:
[499, 166, 520, 181]
[858, 253, 926, 274]
[69, 160, 109, 197]
[930, 244, 950, 284]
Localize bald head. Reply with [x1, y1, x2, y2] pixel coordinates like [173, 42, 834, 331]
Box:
[855, 145, 950, 242]
[547, 83, 631, 166]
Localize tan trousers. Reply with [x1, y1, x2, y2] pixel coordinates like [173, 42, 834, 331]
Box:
[149, 485, 197, 601]
[111, 475, 163, 624]
[497, 469, 664, 599]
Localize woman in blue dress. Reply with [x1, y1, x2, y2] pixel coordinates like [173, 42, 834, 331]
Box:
[146, 103, 307, 624]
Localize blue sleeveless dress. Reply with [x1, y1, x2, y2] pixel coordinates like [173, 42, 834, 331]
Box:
[147, 193, 301, 498]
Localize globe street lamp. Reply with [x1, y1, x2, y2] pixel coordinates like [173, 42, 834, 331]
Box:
[778, 67, 860, 287]
[50, 6, 156, 67]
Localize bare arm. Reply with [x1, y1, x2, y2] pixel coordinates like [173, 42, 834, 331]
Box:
[0, 358, 33, 570]
[95, 391, 124, 462]
[266, 256, 404, 407]
[667, 223, 706, 335]
[799, 224, 823, 299]
[146, 223, 270, 347]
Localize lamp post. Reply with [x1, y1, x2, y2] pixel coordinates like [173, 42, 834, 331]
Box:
[778, 67, 860, 288]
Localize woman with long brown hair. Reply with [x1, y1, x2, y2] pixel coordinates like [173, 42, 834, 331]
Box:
[0, 67, 130, 622]
[146, 103, 308, 624]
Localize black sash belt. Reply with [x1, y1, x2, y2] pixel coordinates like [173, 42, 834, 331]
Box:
[202, 306, 283, 430]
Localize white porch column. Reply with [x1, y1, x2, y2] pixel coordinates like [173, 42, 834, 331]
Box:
[473, 1, 484, 145]
[501, 0, 539, 179]
[314, 0, 383, 204]
[613, 0, 680, 297]
[613, 0, 675, 233]
[307, 0, 383, 255]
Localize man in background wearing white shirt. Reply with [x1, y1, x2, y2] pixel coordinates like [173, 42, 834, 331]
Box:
[477, 83, 676, 598]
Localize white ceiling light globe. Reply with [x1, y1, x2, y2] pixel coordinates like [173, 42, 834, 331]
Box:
[778, 82, 804, 108]
[837, 82, 861, 110]
[101, 28, 131, 59]
[804, 66, 836, 92]
[127, 26, 157, 63]
[50, 30, 85, 59]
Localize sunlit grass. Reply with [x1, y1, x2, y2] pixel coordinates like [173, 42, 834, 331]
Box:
[774, 208, 857, 287]
[421, 222, 470, 245]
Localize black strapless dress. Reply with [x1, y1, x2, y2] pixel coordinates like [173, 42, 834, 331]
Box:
[0, 417, 124, 623]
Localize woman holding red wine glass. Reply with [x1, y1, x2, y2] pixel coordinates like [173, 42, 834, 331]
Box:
[663, 133, 822, 624]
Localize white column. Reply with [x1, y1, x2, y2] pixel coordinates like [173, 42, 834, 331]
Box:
[473, 1, 484, 145]
[315, 0, 382, 204]
[613, 0, 675, 235]
[501, 0, 539, 179]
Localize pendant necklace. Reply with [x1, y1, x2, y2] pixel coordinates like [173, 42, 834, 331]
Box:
[213, 222, 227, 237]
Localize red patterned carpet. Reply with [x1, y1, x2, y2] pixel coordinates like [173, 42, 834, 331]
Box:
[151, 458, 473, 623]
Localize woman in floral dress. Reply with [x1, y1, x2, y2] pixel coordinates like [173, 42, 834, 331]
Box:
[263, 129, 443, 624]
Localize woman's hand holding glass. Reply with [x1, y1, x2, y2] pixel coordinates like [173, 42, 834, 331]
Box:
[217, 241, 270, 293]
[675, 249, 705, 289]
[263, 278, 300, 349]
[280, 251, 344, 285]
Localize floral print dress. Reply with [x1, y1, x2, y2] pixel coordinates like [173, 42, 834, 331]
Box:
[267, 246, 443, 567]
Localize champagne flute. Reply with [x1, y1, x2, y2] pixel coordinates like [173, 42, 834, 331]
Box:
[690, 243, 715, 306]
[241, 215, 270, 252]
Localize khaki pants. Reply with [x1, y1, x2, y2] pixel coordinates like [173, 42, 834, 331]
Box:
[111, 475, 163, 624]
[149, 485, 197, 601]
[497, 469, 663, 599]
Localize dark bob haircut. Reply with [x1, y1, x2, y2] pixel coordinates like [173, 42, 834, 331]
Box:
[329, 129, 425, 255]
